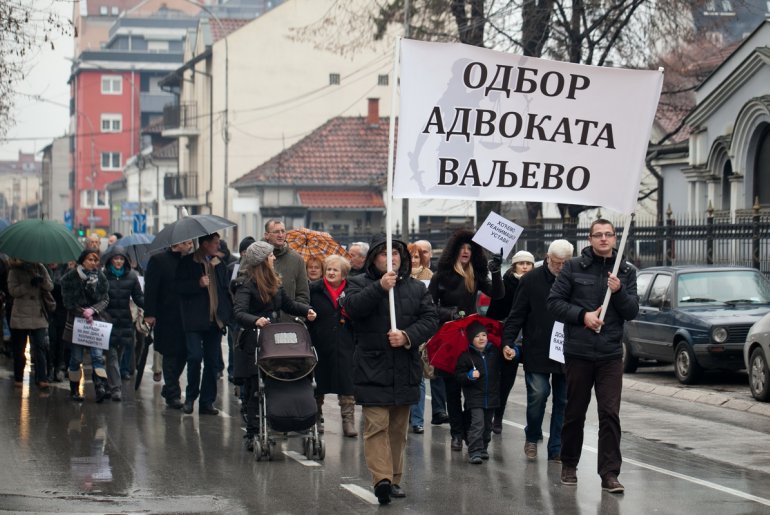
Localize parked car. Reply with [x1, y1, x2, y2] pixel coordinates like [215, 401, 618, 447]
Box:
[623, 266, 770, 385]
[744, 312, 770, 401]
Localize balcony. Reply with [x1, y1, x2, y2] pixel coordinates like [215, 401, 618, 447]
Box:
[164, 172, 198, 200]
[161, 102, 199, 138]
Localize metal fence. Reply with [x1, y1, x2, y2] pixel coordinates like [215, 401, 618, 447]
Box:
[337, 207, 770, 274]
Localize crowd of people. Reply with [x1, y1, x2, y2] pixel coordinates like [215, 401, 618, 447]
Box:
[0, 218, 638, 504]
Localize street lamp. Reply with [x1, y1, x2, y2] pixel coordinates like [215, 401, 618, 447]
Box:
[183, 0, 229, 220]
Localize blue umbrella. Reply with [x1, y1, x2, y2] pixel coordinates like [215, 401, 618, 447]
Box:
[114, 233, 155, 271]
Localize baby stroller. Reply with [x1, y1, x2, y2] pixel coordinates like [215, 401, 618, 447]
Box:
[251, 322, 325, 462]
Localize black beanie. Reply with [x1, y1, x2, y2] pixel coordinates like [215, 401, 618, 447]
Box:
[466, 321, 487, 344]
[78, 249, 100, 265]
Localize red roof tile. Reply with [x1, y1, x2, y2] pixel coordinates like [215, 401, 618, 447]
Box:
[232, 115, 393, 188]
[210, 18, 250, 42]
[298, 190, 384, 209]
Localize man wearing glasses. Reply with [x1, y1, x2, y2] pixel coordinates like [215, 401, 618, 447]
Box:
[263, 220, 310, 319]
[547, 219, 638, 494]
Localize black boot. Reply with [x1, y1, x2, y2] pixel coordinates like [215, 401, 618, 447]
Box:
[93, 374, 108, 403]
[70, 381, 84, 402]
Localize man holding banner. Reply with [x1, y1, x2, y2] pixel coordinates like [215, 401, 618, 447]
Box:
[546, 220, 638, 493]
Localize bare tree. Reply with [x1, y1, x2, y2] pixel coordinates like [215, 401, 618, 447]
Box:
[0, 0, 75, 138]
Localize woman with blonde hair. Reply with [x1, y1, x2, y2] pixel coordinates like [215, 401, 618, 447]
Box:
[307, 254, 358, 436]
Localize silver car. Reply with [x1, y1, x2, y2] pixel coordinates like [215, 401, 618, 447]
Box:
[744, 312, 770, 402]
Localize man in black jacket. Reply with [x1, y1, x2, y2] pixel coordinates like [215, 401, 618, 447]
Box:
[502, 239, 573, 463]
[547, 219, 638, 494]
[340, 235, 438, 505]
[175, 233, 233, 416]
[144, 240, 192, 409]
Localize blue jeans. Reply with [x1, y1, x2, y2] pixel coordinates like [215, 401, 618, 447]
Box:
[524, 371, 567, 458]
[185, 325, 223, 406]
[69, 343, 106, 374]
[410, 377, 425, 426]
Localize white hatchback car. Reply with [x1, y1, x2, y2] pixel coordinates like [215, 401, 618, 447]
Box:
[744, 312, 770, 402]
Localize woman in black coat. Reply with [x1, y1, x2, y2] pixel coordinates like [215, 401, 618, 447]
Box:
[427, 229, 504, 452]
[307, 254, 357, 437]
[102, 246, 144, 401]
[232, 241, 316, 446]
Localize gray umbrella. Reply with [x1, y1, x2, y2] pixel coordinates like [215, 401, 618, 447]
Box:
[148, 214, 236, 252]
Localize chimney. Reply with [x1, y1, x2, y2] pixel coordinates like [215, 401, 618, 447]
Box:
[367, 98, 379, 126]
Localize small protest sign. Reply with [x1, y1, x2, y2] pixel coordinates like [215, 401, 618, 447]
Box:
[549, 322, 565, 364]
[72, 317, 113, 350]
[472, 211, 523, 257]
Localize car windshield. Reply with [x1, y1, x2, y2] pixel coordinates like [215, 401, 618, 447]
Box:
[677, 270, 770, 306]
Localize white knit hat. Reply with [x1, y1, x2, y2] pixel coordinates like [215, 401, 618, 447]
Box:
[241, 241, 274, 268]
[511, 250, 535, 264]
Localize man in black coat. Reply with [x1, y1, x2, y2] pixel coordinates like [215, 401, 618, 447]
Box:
[502, 239, 573, 463]
[340, 235, 438, 505]
[547, 219, 638, 494]
[144, 240, 192, 409]
[175, 233, 233, 416]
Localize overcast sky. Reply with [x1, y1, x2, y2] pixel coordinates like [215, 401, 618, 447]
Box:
[0, 0, 74, 160]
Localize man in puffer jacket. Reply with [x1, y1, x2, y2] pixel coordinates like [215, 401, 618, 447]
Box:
[547, 219, 638, 494]
[340, 234, 438, 505]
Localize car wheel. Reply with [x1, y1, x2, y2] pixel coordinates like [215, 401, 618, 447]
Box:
[674, 342, 702, 385]
[748, 347, 770, 402]
[622, 338, 638, 373]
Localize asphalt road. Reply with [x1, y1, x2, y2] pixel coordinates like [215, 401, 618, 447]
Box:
[0, 349, 768, 514]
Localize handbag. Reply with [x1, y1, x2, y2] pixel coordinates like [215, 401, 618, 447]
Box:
[419, 341, 436, 380]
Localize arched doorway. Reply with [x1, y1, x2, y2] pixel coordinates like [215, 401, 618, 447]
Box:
[752, 124, 770, 206]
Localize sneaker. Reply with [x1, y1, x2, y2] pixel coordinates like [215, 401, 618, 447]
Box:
[548, 454, 562, 464]
[153, 372, 162, 382]
[412, 425, 424, 434]
[480, 450, 490, 460]
[469, 455, 483, 465]
[561, 466, 578, 485]
[601, 474, 625, 493]
[374, 479, 391, 505]
[524, 441, 537, 460]
[111, 389, 122, 402]
[451, 436, 463, 451]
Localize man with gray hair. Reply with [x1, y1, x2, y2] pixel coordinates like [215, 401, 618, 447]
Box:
[347, 242, 369, 276]
[501, 239, 574, 462]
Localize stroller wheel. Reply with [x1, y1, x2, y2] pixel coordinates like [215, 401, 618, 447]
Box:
[244, 435, 254, 452]
[254, 440, 263, 461]
[266, 441, 274, 461]
[317, 438, 326, 461]
[303, 437, 312, 460]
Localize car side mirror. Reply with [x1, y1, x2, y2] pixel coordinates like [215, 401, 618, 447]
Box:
[648, 296, 668, 309]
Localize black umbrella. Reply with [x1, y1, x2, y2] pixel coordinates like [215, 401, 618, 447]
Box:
[134, 331, 152, 391]
[148, 214, 236, 252]
[115, 233, 154, 271]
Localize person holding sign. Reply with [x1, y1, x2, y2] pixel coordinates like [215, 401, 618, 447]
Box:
[501, 240, 573, 462]
[61, 249, 110, 402]
[546, 220, 638, 494]
[428, 229, 503, 452]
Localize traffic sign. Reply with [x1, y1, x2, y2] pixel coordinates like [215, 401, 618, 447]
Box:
[133, 213, 147, 234]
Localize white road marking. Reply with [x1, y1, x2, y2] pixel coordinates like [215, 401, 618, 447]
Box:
[283, 450, 321, 467]
[427, 394, 770, 506]
[341, 483, 379, 505]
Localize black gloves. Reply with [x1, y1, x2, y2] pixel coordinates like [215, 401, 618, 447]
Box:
[487, 249, 503, 274]
[30, 275, 44, 287]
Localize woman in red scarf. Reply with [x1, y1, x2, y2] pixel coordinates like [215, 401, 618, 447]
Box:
[307, 254, 358, 437]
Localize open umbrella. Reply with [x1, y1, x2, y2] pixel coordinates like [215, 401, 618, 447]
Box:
[115, 233, 154, 271]
[425, 314, 503, 374]
[148, 214, 236, 252]
[285, 228, 350, 263]
[0, 219, 83, 264]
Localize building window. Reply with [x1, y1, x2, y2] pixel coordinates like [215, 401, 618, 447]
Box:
[99, 6, 108, 15]
[100, 114, 122, 133]
[80, 190, 109, 208]
[329, 73, 340, 85]
[147, 40, 169, 52]
[111, 6, 119, 15]
[378, 74, 389, 86]
[101, 75, 122, 95]
[101, 152, 121, 170]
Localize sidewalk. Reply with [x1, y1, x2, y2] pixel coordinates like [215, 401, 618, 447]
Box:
[624, 376, 770, 417]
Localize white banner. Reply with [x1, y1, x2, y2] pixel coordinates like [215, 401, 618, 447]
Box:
[72, 317, 112, 350]
[394, 40, 663, 214]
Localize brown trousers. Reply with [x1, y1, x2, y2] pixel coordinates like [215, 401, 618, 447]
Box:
[362, 405, 410, 486]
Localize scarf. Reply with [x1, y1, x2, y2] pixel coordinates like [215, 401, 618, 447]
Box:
[77, 265, 100, 293]
[108, 264, 126, 278]
[323, 278, 346, 310]
[514, 272, 524, 279]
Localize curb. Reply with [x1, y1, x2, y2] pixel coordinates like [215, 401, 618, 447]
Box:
[623, 377, 770, 417]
